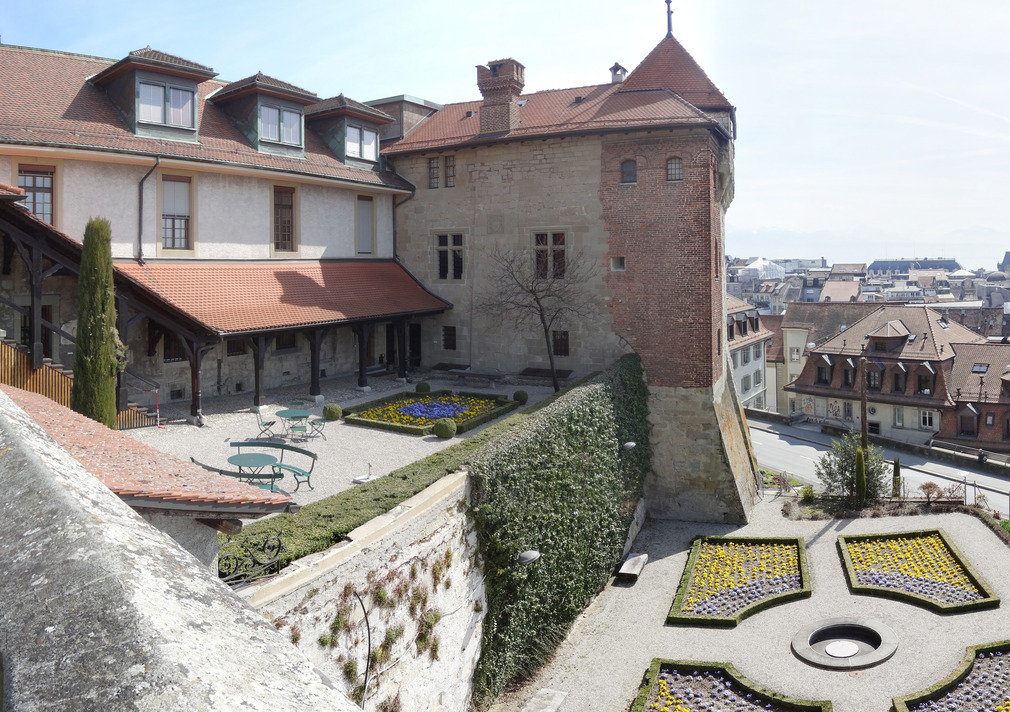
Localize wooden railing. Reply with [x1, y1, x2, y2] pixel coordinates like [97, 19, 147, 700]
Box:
[0, 340, 156, 429]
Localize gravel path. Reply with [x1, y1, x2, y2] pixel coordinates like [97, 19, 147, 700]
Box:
[126, 372, 555, 507]
[490, 497, 1010, 712]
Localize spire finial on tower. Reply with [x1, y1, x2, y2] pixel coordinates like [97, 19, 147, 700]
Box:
[665, 0, 673, 38]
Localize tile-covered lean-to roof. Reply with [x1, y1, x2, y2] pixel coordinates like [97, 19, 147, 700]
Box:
[3, 384, 292, 512]
[115, 260, 451, 333]
[0, 44, 411, 191]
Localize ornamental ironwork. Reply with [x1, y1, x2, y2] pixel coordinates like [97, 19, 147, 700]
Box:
[218, 533, 282, 588]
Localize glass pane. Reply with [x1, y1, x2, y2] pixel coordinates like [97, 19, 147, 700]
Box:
[552, 232, 565, 246]
[437, 235, 447, 247]
[346, 126, 361, 157]
[535, 250, 549, 278]
[355, 197, 373, 253]
[162, 179, 189, 216]
[452, 234, 463, 246]
[553, 249, 566, 277]
[168, 88, 193, 127]
[535, 233, 547, 246]
[452, 250, 463, 280]
[261, 106, 280, 142]
[139, 83, 165, 123]
[282, 110, 301, 144]
[438, 250, 448, 279]
[362, 130, 377, 160]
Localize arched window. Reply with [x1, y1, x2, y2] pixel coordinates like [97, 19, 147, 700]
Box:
[666, 157, 683, 181]
[620, 159, 637, 183]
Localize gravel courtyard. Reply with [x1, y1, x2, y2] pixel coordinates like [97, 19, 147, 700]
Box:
[127, 372, 555, 507]
[490, 497, 1010, 712]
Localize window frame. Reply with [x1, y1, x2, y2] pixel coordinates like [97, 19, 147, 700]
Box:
[271, 185, 298, 254]
[435, 233, 465, 281]
[163, 332, 186, 363]
[275, 332, 298, 351]
[666, 157, 683, 182]
[444, 155, 455, 188]
[345, 124, 377, 161]
[16, 164, 56, 225]
[442, 325, 457, 351]
[894, 407, 904, 428]
[741, 374, 751, 392]
[552, 330, 570, 357]
[226, 339, 247, 357]
[260, 103, 303, 147]
[354, 194, 375, 255]
[920, 409, 934, 429]
[620, 159, 637, 184]
[866, 369, 882, 391]
[428, 157, 439, 189]
[533, 231, 567, 279]
[843, 401, 853, 420]
[138, 80, 196, 129]
[159, 174, 193, 252]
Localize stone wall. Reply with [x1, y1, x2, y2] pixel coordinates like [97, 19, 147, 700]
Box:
[244, 472, 484, 712]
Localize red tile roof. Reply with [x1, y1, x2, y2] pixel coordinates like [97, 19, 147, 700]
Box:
[383, 35, 729, 156]
[948, 342, 1010, 402]
[0, 45, 410, 191]
[115, 260, 450, 333]
[0, 183, 25, 197]
[307, 94, 393, 124]
[2, 384, 291, 510]
[761, 314, 785, 363]
[617, 35, 732, 109]
[814, 305, 986, 359]
[128, 46, 215, 74]
[725, 294, 755, 315]
[212, 72, 318, 105]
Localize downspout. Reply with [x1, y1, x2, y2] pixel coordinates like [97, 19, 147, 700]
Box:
[392, 188, 416, 261]
[137, 156, 161, 264]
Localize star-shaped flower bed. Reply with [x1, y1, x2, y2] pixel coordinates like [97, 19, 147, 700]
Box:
[894, 640, 1010, 711]
[631, 660, 832, 712]
[838, 529, 999, 614]
[667, 536, 810, 627]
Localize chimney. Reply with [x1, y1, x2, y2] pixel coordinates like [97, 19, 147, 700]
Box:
[609, 62, 628, 83]
[476, 58, 525, 134]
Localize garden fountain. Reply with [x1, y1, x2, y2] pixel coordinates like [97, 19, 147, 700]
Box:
[791, 617, 897, 670]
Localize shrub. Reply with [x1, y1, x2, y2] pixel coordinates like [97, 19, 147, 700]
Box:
[341, 658, 358, 682]
[513, 389, 529, 405]
[814, 432, 887, 501]
[468, 354, 650, 706]
[432, 417, 457, 439]
[323, 403, 342, 420]
[800, 486, 815, 503]
[892, 457, 901, 498]
[415, 381, 431, 394]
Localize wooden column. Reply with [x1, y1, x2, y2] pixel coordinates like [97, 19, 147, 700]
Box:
[29, 243, 43, 369]
[182, 336, 210, 423]
[353, 323, 372, 388]
[248, 335, 273, 408]
[304, 328, 329, 397]
[395, 319, 407, 380]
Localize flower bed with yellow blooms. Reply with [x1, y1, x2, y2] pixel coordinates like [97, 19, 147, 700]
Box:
[838, 529, 1000, 613]
[893, 640, 1010, 712]
[667, 537, 811, 627]
[342, 390, 519, 435]
[630, 659, 832, 712]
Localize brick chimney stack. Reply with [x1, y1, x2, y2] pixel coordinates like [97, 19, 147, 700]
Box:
[476, 58, 525, 134]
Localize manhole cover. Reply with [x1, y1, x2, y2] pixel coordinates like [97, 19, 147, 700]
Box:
[824, 640, 860, 658]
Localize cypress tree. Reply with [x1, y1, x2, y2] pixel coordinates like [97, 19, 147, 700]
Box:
[855, 447, 867, 503]
[70, 217, 120, 428]
[892, 457, 901, 498]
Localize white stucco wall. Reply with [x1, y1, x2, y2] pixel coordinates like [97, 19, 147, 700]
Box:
[804, 395, 940, 444]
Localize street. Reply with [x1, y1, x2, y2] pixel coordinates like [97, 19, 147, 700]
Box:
[748, 419, 1010, 518]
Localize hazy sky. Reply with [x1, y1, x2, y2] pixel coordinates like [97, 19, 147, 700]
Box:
[3, 1, 1008, 270]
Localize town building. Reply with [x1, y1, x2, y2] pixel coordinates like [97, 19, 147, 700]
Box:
[828, 263, 866, 281]
[867, 258, 962, 279]
[726, 295, 773, 409]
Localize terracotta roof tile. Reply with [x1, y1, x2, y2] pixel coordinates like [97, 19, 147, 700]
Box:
[114, 260, 450, 333]
[814, 305, 987, 359]
[128, 46, 215, 74]
[617, 35, 732, 109]
[0, 45, 410, 191]
[781, 302, 885, 347]
[307, 94, 393, 123]
[383, 83, 713, 155]
[725, 294, 754, 314]
[761, 314, 785, 363]
[818, 281, 861, 303]
[212, 71, 318, 104]
[2, 385, 291, 510]
[0, 183, 25, 197]
[949, 342, 1010, 402]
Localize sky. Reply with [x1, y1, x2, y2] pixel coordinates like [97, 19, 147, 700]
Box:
[3, 0, 1009, 270]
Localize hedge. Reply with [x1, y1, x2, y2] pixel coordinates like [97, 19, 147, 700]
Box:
[836, 528, 1000, 614]
[224, 373, 597, 569]
[468, 354, 651, 707]
[892, 639, 1010, 712]
[665, 536, 812, 627]
[631, 659, 833, 712]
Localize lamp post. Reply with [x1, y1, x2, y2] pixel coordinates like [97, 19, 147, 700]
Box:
[517, 550, 540, 566]
[352, 591, 372, 709]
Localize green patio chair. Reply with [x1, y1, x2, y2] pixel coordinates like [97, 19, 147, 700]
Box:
[256, 410, 277, 438]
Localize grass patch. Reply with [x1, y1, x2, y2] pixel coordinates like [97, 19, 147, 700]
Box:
[222, 377, 593, 570]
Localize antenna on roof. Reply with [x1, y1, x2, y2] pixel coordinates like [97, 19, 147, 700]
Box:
[665, 0, 673, 38]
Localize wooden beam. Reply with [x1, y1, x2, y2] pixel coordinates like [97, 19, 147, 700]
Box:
[29, 244, 42, 369]
[303, 327, 329, 397]
[395, 318, 407, 379]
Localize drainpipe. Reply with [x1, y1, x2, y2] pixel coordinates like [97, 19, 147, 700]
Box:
[392, 188, 415, 261]
[137, 156, 161, 264]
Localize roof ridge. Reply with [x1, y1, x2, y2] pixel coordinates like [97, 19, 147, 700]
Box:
[0, 42, 115, 64]
[430, 82, 615, 110]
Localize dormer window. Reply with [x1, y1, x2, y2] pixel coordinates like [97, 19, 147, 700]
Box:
[260, 106, 302, 146]
[138, 82, 195, 128]
[346, 126, 378, 161]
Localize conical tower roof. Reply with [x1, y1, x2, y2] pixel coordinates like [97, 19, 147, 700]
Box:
[618, 35, 732, 110]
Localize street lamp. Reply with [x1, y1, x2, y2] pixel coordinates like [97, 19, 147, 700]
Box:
[517, 549, 541, 566]
[623, 441, 637, 450]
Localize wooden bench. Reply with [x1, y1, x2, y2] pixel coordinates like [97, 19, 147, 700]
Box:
[230, 441, 318, 492]
[190, 456, 283, 492]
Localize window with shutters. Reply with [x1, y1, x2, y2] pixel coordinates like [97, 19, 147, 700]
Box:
[355, 195, 374, 254]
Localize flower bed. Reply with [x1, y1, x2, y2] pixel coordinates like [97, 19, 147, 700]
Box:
[667, 536, 810, 627]
[343, 390, 519, 435]
[838, 529, 1000, 613]
[631, 659, 832, 712]
[893, 640, 1010, 712]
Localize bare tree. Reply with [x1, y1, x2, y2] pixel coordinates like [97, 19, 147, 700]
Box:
[479, 245, 598, 391]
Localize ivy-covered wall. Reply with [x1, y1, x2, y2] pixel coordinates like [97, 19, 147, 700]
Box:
[468, 354, 650, 706]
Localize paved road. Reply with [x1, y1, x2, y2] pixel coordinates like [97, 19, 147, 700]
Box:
[749, 420, 1010, 517]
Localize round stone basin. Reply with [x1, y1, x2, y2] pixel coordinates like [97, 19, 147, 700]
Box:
[792, 617, 897, 670]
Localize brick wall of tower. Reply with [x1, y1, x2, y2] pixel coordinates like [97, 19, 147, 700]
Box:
[600, 130, 726, 389]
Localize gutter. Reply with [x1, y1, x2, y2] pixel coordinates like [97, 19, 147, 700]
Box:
[137, 155, 160, 264]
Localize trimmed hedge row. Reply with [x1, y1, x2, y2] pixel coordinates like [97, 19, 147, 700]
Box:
[631, 659, 833, 712]
[892, 639, 1010, 712]
[666, 536, 812, 627]
[468, 354, 651, 707]
[836, 528, 1000, 614]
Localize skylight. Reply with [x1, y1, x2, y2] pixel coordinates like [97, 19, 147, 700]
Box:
[972, 363, 989, 374]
